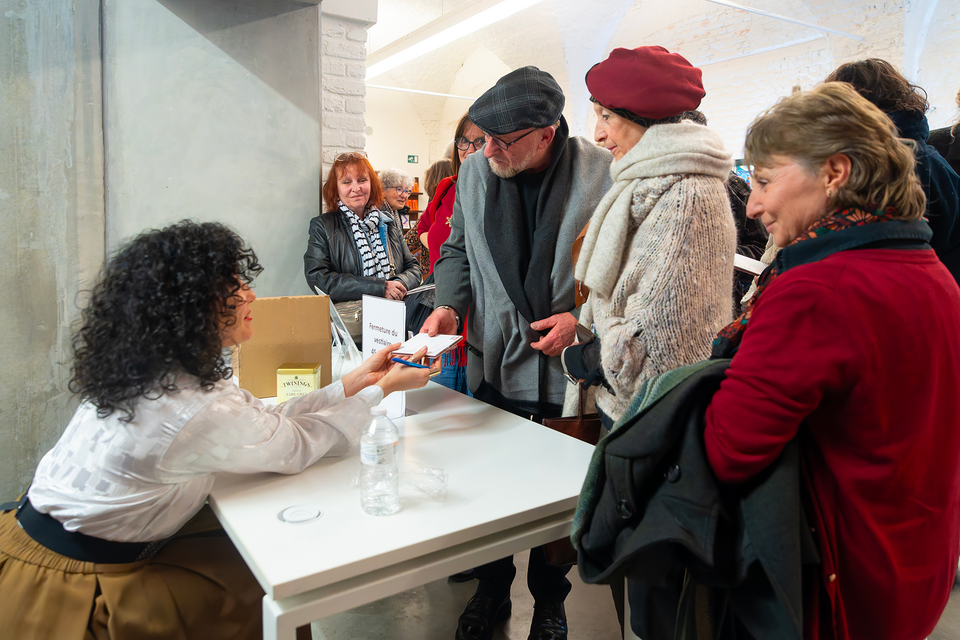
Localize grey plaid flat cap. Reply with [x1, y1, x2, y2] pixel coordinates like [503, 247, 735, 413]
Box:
[469, 66, 565, 136]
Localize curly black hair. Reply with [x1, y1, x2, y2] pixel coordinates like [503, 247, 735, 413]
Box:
[69, 220, 263, 421]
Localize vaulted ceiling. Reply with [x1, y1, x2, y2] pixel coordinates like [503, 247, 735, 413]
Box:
[363, 0, 958, 157]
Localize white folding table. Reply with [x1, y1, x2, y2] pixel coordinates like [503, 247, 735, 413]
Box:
[209, 383, 596, 640]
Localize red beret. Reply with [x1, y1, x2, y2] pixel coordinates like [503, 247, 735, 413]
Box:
[586, 46, 705, 120]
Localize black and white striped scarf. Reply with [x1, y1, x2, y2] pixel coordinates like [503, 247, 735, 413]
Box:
[339, 201, 392, 278]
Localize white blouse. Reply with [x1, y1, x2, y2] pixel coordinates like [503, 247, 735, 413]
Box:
[28, 375, 382, 542]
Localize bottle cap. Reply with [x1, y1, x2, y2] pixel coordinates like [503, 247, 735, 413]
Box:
[371, 406, 388, 416]
[277, 505, 323, 524]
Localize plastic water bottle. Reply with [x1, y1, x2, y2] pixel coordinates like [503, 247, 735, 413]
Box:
[359, 407, 401, 516]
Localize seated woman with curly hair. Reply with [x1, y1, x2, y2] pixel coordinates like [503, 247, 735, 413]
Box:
[0, 220, 434, 639]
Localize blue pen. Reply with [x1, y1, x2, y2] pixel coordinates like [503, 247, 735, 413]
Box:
[391, 357, 429, 369]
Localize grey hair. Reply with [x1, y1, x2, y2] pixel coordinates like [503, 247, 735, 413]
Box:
[378, 168, 414, 189]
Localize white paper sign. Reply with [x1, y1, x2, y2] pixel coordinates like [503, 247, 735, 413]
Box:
[734, 253, 767, 276]
[362, 295, 406, 419]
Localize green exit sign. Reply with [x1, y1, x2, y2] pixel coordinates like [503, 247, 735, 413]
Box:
[407, 155, 419, 163]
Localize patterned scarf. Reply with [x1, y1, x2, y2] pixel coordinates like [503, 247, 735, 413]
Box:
[712, 206, 896, 358]
[339, 201, 392, 278]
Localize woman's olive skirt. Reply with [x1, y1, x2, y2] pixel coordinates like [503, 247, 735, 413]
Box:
[0, 505, 263, 639]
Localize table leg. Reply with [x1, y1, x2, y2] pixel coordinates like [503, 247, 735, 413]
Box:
[263, 596, 301, 640]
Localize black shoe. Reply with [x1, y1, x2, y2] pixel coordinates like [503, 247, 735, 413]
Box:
[455, 593, 512, 640]
[449, 569, 476, 583]
[527, 602, 567, 640]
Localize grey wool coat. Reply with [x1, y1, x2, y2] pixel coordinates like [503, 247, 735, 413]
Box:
[434, 128, 612, 407]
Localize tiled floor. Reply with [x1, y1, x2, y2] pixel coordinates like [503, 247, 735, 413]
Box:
[311, 555, 960, 639]
[311, 552, 621, 639]
[932, 581, 960, 640]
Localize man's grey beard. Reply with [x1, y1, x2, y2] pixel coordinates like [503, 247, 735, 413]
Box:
[487, 144, 538, 179]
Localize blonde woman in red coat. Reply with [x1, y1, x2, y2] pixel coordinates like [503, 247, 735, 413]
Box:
[705, 83, 960, 640]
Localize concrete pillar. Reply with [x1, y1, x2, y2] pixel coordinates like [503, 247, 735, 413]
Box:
[0, 0, 105, 498]
[102, 0, 324, 298]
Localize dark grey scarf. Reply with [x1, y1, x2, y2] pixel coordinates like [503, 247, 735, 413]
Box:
[483, 116, 576, 325]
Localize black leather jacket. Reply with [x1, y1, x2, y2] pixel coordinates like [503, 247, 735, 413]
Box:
[303, 210, 421, 302]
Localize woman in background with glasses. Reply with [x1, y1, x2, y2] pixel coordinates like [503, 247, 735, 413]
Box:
[378, 168, 416, 230]
[304, 153, 421, 302]
[414, 113, 484, 396]
[406, 158, 455, 276]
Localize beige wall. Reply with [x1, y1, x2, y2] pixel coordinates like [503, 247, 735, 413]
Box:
[365, 88, 434, 185]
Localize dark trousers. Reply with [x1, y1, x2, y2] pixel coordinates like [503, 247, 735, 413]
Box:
[472, 380, 563, 424]
[470, 381, 572, 604]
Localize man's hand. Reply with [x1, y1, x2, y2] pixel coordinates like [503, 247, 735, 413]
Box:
[420, 306, 458, 336]
[530, 312, 578, 357]
[384, 280, 406, 301]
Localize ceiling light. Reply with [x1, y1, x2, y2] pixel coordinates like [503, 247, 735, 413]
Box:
[367, 84, 475, 100]
[366, 0, 548, 79]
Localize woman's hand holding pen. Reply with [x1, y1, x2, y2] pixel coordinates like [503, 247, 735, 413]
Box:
[342, 343, 440, 397]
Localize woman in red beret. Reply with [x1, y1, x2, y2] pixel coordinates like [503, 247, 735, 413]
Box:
[562, 46, 736, 428]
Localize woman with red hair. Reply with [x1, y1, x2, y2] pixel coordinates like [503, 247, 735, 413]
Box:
[304, 152, 421, 302]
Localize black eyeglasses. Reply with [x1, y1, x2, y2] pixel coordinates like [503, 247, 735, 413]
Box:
[455, 136, 486, 151]
[487, 128, 537, 151]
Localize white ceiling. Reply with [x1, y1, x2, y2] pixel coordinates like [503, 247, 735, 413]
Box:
[362, 0, 960, 162]
[365, 0, 832, 142]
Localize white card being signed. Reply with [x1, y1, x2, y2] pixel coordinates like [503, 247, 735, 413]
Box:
[394, 333, 463, 358]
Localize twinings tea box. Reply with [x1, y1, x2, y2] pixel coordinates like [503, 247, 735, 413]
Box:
[277, 363, 320, 403]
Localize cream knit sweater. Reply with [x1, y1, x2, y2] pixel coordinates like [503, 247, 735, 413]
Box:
[564, 123, 736, 422]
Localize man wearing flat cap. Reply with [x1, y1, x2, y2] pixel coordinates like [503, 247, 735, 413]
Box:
[422, 66, 612, 640]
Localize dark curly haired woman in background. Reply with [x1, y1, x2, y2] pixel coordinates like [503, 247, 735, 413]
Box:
[825, 58, 960, 283]
[0, 220, 434, 639]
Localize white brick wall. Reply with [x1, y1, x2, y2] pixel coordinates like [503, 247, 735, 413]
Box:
[915, 2, 960, 128]
[624, 0, 912, 158]
[321, 14, 370, 178]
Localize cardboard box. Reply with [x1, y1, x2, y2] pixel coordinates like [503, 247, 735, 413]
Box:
[233, 295, 331, 398]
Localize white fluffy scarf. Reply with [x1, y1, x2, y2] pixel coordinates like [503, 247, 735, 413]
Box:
[576, 123, 733, 299]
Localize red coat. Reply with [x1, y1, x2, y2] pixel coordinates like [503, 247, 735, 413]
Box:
[704, 247, 960, 640]
[417, 176, 457, 275]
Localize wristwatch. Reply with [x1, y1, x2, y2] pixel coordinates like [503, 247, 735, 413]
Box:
[436, 305, 460, 328]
